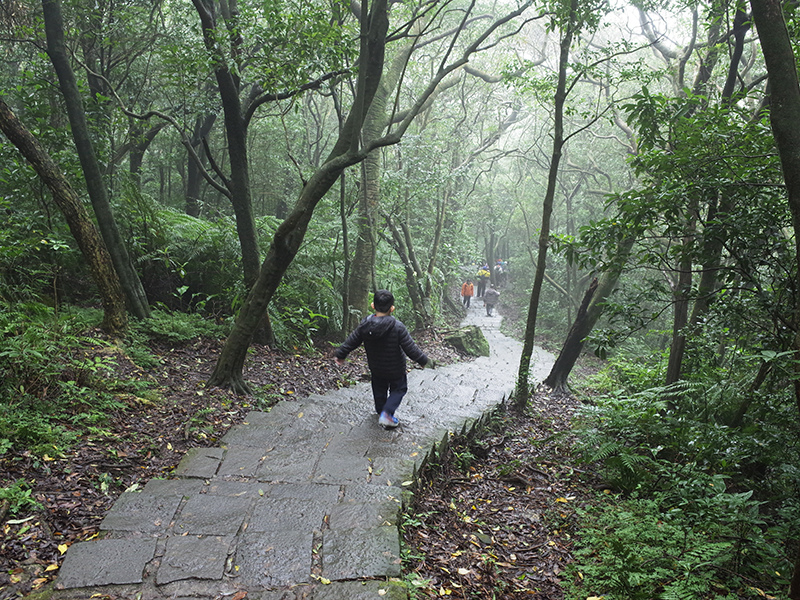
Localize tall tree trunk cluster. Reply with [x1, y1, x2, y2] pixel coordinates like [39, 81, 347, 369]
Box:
[42, 0, 151, 320]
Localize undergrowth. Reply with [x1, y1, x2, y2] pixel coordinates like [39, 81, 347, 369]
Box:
[565, 350, 799, 600]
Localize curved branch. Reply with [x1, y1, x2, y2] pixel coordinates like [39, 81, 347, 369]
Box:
[243, 69, 350, 127]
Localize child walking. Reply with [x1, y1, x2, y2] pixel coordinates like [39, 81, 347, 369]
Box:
[334, 290, 429, 429]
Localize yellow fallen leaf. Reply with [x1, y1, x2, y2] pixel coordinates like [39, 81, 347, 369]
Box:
[31, 578, 48, 589]
[555, 497, 569, 503]
[58, 544, 69, 555]
[45, 564, 59, 572]
[167, 443, 173, 451]
[297, 412, 304, 418]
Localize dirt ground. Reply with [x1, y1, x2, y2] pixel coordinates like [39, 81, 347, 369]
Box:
[0, 323, 592, 599]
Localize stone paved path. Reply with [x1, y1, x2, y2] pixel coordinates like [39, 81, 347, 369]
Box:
[53, 300, 555, 600]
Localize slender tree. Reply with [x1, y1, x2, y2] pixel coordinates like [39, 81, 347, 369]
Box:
[749, 1, 800, 596]
[41, 0, 151, 319]
[515, 0, 581, 408]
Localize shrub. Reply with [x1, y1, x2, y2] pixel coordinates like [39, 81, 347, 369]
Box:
[0, 302, 127, 455]
[565, 497, 738, 600]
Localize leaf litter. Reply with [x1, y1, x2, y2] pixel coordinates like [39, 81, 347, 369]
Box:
[402, 388, 596, 599]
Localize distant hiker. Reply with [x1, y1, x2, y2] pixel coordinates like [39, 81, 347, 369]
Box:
[493, 261, 504, 287]
[476, 265, 491, 297]
[334, 289, 430, 429]
[461, 280, 474, 308]
[483, 284, 500, 316]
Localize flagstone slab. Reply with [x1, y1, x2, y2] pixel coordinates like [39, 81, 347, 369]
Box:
[99, 492, 182, 534]
[156, 535, 234, 584]
[321, 526, 401, 580]
[174, 447, 225, 478]
[57, 538, 157, 588]
[173, 494, 251, 535]
[236, 530, 314, 587]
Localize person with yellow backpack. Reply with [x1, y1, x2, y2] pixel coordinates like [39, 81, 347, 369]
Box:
[476, 265, 491, 297]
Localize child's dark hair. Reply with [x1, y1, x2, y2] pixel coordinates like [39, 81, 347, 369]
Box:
[373, 289, 394, 312]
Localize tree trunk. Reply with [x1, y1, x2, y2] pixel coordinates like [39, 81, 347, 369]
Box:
[384, 214, 433, 330]
[346, 154, 380, 330]
[344, 41, 413, 331]
[543, 233, 636, 392]
[0, 99, 128, 334]
[544, 278, 597, 392]
[338, 172, 353, 330]
[515, 0, 577, 410]
[748, 1, 800, 596]
[128, 120, 165, 188]
[185, 114, 216, 217]
[728, 360, 772, 429]
[665, 221, 695, 387]
[191, 0, 260, 290]
[42, 0, 150, 320]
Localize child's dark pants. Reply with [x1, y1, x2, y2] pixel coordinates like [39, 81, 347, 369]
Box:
[371, 374, 409, 416]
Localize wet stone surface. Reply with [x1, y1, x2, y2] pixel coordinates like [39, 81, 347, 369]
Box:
[156, 535, 234, 584]
[57, 538, 157, 588]
[52, 305, 555, 599]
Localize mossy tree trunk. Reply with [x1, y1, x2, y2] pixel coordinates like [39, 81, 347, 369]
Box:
[0, 99, 128, 334]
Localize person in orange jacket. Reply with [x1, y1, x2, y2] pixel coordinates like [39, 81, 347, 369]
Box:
[461, 280, 474, 308]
